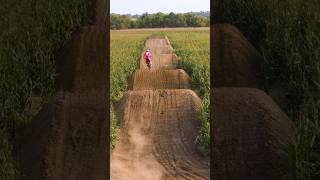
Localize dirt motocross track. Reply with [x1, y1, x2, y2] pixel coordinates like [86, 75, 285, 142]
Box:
[110, 37, 210, 180]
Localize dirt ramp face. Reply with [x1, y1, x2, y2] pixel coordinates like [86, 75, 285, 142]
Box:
[145, 38, 170, 47]
[44, 92, 108, 180]
[140, 37, 177, 70]
[56, 26, 107, 93]
[212, 24, 262, 88]
[131, 69, 190, 90]
[140, 53, 177, 70]
[212, 88, 295, 180]
[17, 92, 108, 180]
[111, 90, 209, 180]
[72, 26, 107, 93]
[144, 46, 173, 54]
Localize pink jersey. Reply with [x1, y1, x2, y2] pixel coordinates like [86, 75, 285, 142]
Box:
[143, 51, 152, 62]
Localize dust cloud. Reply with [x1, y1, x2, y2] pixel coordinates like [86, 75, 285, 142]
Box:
[110, 118, 165, 180]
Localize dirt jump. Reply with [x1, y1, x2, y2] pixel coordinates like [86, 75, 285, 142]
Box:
[211, 24, 295, 179]
[110, 37, 210, 179]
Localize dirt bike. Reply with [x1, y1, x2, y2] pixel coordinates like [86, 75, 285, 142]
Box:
[146, 60, 152, 70]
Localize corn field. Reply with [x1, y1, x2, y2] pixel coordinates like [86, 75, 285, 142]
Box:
[0, 0, 89, 179]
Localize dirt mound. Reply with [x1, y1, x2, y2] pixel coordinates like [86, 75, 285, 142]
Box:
[17, 92, 108, 180]
[212, 24, 262, 88]
[111, 89, 209, 180]
[145, 38, 170, 47]
[212, 88, 295, 179]
[139, 38, 177, 70]
[130, 69, 190, 90]
[56, 26, 107, 92]
[139, 53, 177, 70]
[72, 26, 107, 93]
[143, 46, 173, 54]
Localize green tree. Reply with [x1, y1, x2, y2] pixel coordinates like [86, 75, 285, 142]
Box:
[164, 12, 176, 27]
[175, 13, 187, 27]
[185, 13, 197, 26]
[110, 12, 210, 29]
[153, 12, 165, 27]
[195, 16, 207, 27]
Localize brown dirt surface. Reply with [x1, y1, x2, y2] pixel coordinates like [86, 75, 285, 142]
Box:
[111, 37, 209, 179]
[211, 88, 295, 180]
[15, 1, 108, 179]
[131, 69, 191, 90]
[212, 24, 262, 88]
[139, 38, 177, 70]
[143, 46, 173, 55]
[56, 26, 107, 93]
[16, 92, 108, 180]
[111, 90, 209, 180]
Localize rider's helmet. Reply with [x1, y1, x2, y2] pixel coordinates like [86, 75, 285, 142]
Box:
[146, 49, 150, 52]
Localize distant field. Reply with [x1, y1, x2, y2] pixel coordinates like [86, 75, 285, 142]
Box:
[115, 27, 210, 31]
[110, 28, 210, 150]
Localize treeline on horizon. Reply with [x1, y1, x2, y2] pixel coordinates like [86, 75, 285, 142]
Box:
[110, 12, 210, 29]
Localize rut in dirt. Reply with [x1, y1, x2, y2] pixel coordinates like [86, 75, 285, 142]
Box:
[110, 37, 210, 180]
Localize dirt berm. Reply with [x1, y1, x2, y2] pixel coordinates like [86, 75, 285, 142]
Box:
[211, 24, 295, 179]
[15, 0, 109, 180]
[111, 37, 210, 179]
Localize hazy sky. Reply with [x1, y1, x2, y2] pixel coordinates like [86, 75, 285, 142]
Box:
[110, 0, 210, 14]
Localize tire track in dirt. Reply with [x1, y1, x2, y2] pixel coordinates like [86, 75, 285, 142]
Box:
[131, 69, 191, 90]
[111, 37, 209, 179]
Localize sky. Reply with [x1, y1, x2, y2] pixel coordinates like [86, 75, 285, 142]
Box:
[110, 0, 210, 15]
